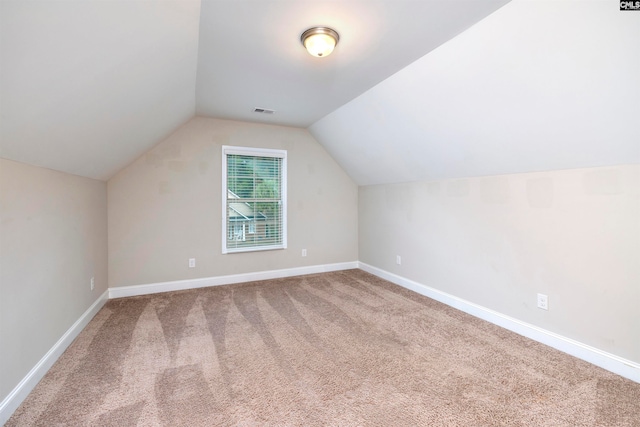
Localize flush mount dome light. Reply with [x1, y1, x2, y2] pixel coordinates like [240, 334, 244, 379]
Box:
[301, 27, 339, 57]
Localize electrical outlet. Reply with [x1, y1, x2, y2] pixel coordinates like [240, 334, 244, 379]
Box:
[537, 293, 548, 310]
[90, 277, 95, 291]
[396, 255, 401, 265]
[302, 249, 307, 257]
[189, 258, 196, 268]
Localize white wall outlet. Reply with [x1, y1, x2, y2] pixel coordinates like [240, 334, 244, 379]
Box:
[537, 293, 548, 310]
[90, 277, 95, 291]
[302, 249, 307, 257]
[396, 255, 401, 265]
[189, 258, 196, 268]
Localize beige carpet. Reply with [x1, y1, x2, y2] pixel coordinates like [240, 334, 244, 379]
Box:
[7, 270, 640, 426]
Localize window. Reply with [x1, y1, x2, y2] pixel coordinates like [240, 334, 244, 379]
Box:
[222, 146, 287, 253]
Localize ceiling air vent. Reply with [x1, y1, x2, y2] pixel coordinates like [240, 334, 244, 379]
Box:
[253, 107, 275, 114]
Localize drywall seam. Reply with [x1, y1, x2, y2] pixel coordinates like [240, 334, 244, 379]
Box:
[0, 290, 109, 425]
[359, 262, 640, 384]
[108, 261, 359, 299]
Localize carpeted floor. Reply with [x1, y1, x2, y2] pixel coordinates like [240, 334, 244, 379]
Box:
[7, 269, 640, 426]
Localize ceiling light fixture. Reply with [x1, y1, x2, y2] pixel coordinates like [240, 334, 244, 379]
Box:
[301, 27, 339, 58]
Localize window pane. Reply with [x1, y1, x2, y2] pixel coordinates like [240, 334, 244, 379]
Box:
[228, 155, 254, 177]
[228, 177, 254, 198]
[223, 147, 286, 253]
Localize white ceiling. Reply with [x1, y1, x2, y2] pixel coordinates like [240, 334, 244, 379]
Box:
[1, 0, 636, 186]
[0, 0, 510, 180]
[0, 0, 201, 180]
[309, 0, 640, 185]
[195, 0, 510, 128]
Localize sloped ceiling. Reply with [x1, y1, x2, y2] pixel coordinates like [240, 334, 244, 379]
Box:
[0, 0, 201, 180]
[194, 0, 510, 127]
[310, 0, 640, 185]
[1, 1, 637, 184]
[0, 0, 509, 180]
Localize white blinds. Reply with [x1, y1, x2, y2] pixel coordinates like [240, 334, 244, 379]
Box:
[222, 146, 287, 253]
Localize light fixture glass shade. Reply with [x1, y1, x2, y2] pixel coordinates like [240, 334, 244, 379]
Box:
[301, 27, 339, 57]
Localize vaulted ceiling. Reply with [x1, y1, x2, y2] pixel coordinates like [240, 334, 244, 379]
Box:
[310, 1, 640, 185]
[1, 0, 638, 184]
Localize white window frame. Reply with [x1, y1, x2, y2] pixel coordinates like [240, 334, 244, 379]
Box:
[222, 146, 287, 254]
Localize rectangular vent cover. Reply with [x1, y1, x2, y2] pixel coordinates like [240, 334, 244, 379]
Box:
[253, 108, 275, 114]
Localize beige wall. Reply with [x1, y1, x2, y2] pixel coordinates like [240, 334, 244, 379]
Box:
[0, 159, 108, 401]
[108, 117, 358, 288]
[359, 165, 640, 364]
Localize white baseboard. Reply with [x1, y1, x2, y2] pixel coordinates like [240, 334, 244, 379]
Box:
[1, 262, 357, 423]
[0, 290, 109, 425]
[109, 261, 359, 299]
[4, 260, 636, 425]
[358, 262, 640, 384]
